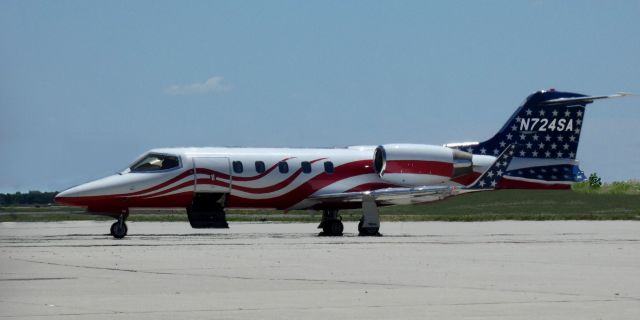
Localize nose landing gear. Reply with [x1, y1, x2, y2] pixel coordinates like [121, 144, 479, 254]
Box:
[110, 213, 128, 239]
[317, 195, 382, 237]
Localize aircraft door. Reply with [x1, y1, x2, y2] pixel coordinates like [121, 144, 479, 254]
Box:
[192, 157, 231, 193]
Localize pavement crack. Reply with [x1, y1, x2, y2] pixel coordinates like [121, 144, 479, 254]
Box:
[13, 257, 640, 302]
[0, 277, 76, 281]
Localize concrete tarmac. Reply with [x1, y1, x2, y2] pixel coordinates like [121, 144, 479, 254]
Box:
[1, 221, 639, 319]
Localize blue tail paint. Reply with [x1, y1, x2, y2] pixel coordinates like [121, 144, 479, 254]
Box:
[451, 90, 595, 189]
[467, 90, 588, 159]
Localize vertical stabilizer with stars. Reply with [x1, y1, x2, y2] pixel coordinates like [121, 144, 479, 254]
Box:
[450, 90, 629, 190]
[467, 90, 589, 160]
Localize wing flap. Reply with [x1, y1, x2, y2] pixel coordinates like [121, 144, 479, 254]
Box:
[310, 185, 455, 206]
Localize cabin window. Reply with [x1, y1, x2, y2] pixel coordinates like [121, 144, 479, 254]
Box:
[324, 161, 334, 174]
[130, 153, 180, 172]
[232, 161, 243, 174]
[301, 161, 312, 174]
[255, 161, 266, 173]
[278, 161, 289, 174]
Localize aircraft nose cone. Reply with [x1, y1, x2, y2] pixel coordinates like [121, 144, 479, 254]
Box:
[54, 174, 126, 207]
[54, 188, 79, 206]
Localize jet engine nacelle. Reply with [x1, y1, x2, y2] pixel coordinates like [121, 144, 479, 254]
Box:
[373, 144, 474, 186]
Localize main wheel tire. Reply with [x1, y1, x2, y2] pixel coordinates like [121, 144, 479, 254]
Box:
[187, 211, 209, 228]
[110, 221, 128, 239]
[359, 227, 380, 236]
[187, 207, 229, 228]
[358, 217, 380, 236]
[322, 220, 344, 236]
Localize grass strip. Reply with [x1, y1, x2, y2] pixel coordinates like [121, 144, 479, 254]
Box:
[1, 190, 638, 223]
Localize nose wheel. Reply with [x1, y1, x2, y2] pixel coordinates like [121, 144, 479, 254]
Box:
[110, 214, 128, 239]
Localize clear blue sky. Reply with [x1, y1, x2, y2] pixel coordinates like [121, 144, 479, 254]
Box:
[1, 0, 639, 192]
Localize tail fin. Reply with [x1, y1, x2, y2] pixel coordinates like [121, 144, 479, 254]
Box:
[449, 90, 628, 189]
[467, 145, 516, 189]
[471, 90, 591, 159]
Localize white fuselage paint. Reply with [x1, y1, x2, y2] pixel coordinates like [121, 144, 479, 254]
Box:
[56, 146, 498, 211]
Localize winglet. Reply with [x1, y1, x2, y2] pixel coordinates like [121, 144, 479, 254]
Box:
[467, 144, 516, 190]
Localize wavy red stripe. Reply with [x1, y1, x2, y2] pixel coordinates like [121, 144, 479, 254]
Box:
[56, 158, 373, 208]
[227, 160, 375, 209]
[451, 172, 481, 186]
[384, 160, 452, 177]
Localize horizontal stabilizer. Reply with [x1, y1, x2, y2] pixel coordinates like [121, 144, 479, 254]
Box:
[467, 144, 516, 189]
[541, 92, 633, 105]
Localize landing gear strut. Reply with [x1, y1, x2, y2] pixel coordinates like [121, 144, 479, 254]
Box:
[358, 195, 381, 236]
[110, 213, 128, 239]
[358, 217, 380, 236]
[318, 209, 343, 236]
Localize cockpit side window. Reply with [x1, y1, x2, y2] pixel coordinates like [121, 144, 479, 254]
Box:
[130, 153, 180, 172]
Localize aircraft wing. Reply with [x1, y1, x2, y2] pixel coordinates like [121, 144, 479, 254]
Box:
[309, 145, 516, 206]
[310, 185, 459, 206]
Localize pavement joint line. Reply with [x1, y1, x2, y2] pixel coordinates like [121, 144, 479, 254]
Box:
[12, 257, 640, 302]
[0, 298, 632, 318]
[1, 237, 639, 248]
[0, 277, 76, 281]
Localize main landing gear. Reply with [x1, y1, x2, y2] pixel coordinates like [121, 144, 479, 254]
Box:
[318, 210, 344, 236]
[186, 193, 229, 228]
[110, 213, 128, 239]
[358, 195, 381, 236]
[318, 195, 382, 236]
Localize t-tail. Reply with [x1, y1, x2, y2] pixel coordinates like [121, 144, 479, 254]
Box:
[447, 89, 631, 190]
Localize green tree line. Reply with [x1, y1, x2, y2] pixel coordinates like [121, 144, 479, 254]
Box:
[0, 191, 58, 206]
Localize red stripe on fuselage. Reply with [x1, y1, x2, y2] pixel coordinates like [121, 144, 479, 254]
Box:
[196, 158, 327, 194]
[204, 157, 297, 181]
[57, 159, 375, 210]
[227, 160, 375, 209]
[125, 169, 194, 196]
[451, 172, 481, 186]
[384, 160, 452, 177]
[56, 190, 196, 211]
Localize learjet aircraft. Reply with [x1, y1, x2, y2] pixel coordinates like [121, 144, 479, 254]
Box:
[55, 89, 629, 238]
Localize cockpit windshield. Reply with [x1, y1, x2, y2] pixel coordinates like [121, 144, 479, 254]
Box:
[129, 153, 180, 172]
